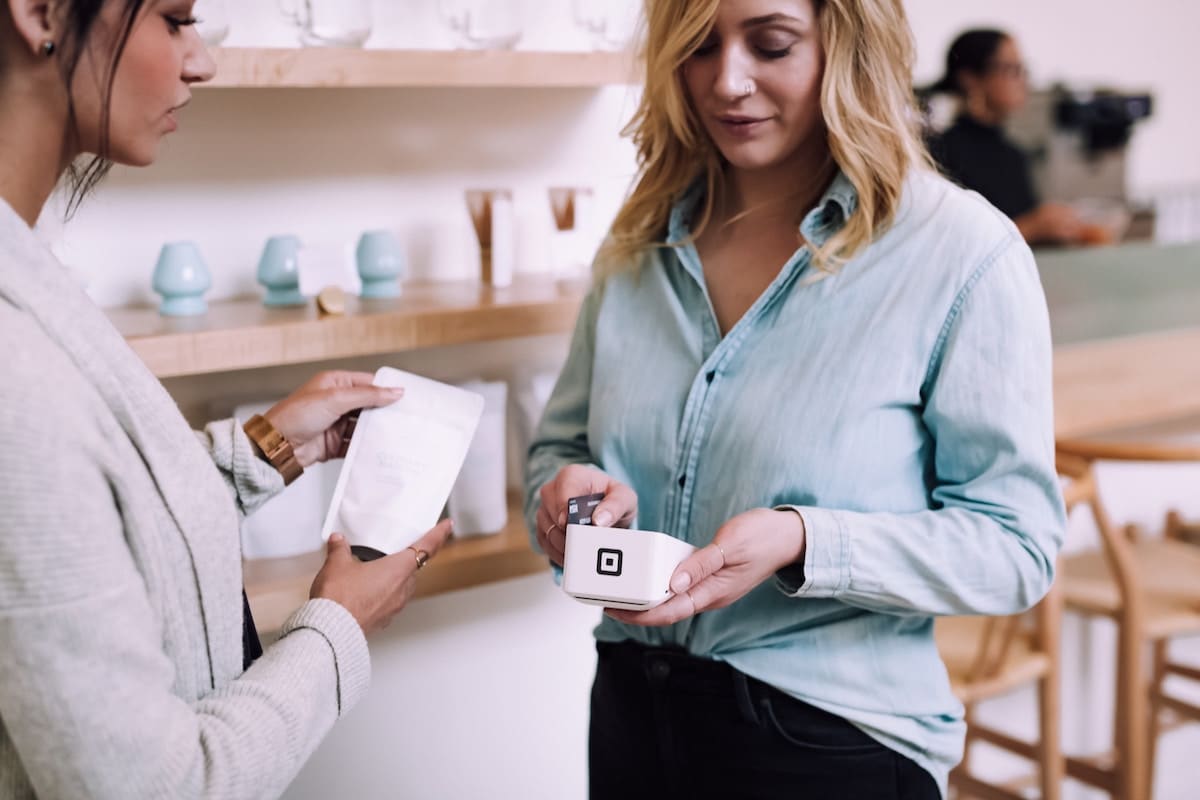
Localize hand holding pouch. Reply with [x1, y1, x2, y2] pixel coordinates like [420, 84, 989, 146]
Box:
[321, 367, 484, 557]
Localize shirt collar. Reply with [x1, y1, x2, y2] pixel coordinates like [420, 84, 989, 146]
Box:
[667, 168, 858, 249]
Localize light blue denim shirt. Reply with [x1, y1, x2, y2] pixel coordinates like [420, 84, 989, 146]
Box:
[524, 168, 1066, 792]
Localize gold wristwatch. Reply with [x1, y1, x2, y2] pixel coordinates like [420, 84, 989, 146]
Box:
[243, 414, 303, 486]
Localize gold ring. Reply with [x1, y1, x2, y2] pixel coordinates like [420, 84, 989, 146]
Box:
[407, 546, 430, 570]
[545, 522, 557, 538]
[715, 543, 728, 566]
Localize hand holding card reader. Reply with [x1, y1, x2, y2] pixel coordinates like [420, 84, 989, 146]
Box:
[561, 493, 697, 611]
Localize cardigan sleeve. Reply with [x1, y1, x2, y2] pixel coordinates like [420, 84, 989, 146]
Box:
[195, 418, 286, 519]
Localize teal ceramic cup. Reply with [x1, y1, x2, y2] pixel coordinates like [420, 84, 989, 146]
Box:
[257, 234, 306, 307]
[152, 241, 211, 316]
[355, 230, 405, 299]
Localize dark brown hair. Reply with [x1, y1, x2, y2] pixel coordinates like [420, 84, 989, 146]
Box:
[930, 28, 1009, 97]
[8, 1, 149, 214]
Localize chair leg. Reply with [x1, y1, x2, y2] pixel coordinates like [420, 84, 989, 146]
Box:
[1037, 584, 1064, 800]
[1164, 509, 1200, 545]
[1145, 641, 1168, 800]
[1164, 510, 1183, 541]
[1114, 623, 1148, 800]
[1038, 671, 1064, 800]
[960, 703, 976, 775]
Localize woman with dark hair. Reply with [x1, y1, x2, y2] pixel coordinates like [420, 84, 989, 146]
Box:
[0, 2, 450, 797]
[927, 28, 1097, 245]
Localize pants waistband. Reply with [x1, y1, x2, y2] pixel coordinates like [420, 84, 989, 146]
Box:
[596, 639, 769, 724]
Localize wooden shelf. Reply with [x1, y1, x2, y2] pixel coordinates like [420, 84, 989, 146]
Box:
[244, 493, 548, 633]
[202, 47, 637, 89]
[108, 278, 584, 378]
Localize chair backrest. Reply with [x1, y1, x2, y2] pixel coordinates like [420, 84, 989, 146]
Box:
[953, 459, 1091, 684]
[1056, 437, 1200, 464]
[960, 614, 1029, 684]
[1054, 450, 1145, 627]
[952, 447, 1169, 686]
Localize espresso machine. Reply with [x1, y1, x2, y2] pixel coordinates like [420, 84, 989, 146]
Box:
[1005, 85, 1155, 236]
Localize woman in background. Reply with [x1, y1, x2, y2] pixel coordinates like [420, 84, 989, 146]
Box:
[927, 28, 1108, 245]
[0, 2, 449, 797]
[526, 0, 1064, 797]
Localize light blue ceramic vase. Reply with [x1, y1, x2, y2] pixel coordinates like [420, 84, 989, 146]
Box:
[152, 241, 211, 316]
[257, 234, 306, 307]
[355, 230, 405, 299]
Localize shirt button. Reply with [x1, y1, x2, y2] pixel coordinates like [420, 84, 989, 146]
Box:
[706, 371, 716, 383]
[650, 660, 670, 681]
[678, 474, 686, 488]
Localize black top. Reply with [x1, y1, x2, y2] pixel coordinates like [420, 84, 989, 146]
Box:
[928, 115, 1038, 220]
[242, 589, 263, 670]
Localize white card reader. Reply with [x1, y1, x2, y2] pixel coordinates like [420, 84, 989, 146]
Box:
[562, 523, 697, 611]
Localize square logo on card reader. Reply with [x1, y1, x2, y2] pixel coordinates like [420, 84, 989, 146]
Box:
[596, 548, 623, 577]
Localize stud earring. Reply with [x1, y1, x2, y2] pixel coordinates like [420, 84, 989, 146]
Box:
[41, 40, 56, 57]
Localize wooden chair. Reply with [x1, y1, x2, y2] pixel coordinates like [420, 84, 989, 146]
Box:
[934, 471, 1079, 800]
[1164, 509, 1200, 546]
[1054, 438, 1200, 800]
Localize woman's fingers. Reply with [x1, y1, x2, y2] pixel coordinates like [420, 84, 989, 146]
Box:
[669, 543, 726, 594]
[535, 504, 565, 565]
[317, 385, 404, 418]
[550, 466, 610, 528]
[591, 480, 638, 528]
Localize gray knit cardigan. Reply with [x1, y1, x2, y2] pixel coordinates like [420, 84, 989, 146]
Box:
[0, 198, 371, 799]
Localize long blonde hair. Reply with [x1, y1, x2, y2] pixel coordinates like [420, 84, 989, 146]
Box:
[599, 0, 929, 276]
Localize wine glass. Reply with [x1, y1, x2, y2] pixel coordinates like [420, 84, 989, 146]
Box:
[573, 0, 639, 51]
[439, 0, 523, 50]
[194, 0, 230, 47]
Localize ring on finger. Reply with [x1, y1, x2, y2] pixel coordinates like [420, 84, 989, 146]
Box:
[406, 546, 430, 570]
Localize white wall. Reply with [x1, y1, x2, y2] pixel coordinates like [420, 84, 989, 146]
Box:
[907, 0, 1200, 198]
[29, 1, 1200, 799]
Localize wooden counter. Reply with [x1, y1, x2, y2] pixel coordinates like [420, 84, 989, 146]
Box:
[1053, 326, 1200, 438]
[1041, 241, 1200, 438]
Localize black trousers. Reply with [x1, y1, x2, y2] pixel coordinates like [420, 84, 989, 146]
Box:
[589, 641, 940, 800]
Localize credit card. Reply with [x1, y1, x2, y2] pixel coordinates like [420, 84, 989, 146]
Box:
[567, 493, 606, 526]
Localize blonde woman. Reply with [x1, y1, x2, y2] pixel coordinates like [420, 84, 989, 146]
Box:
[525, 0, 1065, 796]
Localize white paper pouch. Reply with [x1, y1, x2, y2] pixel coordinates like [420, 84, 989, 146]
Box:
[321, 367, 484, 558]
[447, 380, 508, 536]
